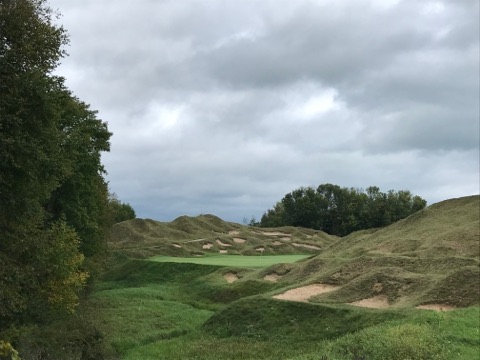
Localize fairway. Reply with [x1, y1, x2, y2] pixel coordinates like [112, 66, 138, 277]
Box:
[149, 254, 311, 268]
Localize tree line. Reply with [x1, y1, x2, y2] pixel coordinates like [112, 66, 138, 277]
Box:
[260, 184, 426, 236]
[0, 0, 134, 357]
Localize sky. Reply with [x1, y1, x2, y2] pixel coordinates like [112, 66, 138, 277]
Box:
[48, 0, 479, 223]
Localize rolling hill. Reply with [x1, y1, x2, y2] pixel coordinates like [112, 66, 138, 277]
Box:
[98, 195, 479, 359]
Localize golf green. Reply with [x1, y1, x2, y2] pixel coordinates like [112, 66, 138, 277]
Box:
[149, 254, 311, 268]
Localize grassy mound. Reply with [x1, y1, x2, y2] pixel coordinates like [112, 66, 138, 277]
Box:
[203, 298, 405, 341]
[324, 195, 479, 258]
[89, 195, 479, 359]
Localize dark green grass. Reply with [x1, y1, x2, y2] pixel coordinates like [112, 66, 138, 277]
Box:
[88, 257, 480, 360]
[203, 298, 406, 341]
[93, 196, 479, 359]
[149, 254, 312, 268]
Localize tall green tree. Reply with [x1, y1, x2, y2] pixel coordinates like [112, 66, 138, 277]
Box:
[107, 193, 136, 224]
[0, 0, 112, 336]
[260, 184, 427, 236]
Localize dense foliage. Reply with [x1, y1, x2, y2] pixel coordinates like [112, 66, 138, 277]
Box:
[260, 184, 426, 236]
[108, 193, 136, 224]
[0, 0, 129, 356]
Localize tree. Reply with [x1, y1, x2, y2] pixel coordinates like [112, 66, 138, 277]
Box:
[0, 0, 112, 336]
[107, 193, 136, 224]
[260, 184, 427, 236]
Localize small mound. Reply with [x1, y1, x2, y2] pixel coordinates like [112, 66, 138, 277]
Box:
[202, 243, 213, 249]
[216, 239, 232, 247]
[233, 237, 246, 243]
[223, 272, 238, 283]
[292, 242, 320, 250]
[350, 295, 390, 309]
[264, 273, 282, 282]
[273, 284, 340, 302]
[416, 304, 456, 311]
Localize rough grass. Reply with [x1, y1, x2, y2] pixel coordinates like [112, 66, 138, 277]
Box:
[90, 195, 480, 359]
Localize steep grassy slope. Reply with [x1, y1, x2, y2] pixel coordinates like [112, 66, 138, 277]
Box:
[323, 195, 479, 258]
[254, 195, 480, 308]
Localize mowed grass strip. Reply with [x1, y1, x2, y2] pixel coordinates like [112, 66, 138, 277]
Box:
[149, 254, 311, 268]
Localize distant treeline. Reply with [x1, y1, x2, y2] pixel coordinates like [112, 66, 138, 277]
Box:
[260, 184, 426, 236]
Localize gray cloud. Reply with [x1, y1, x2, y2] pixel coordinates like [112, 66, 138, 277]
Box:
[49, 0, 479, 222]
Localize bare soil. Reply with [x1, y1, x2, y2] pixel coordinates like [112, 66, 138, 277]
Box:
[350, 295, 390, 309]
[264, 273, 282, 282]
[216, 239, 232, 247]
[273, 284, 340, 302]
[292, 243, 321, 250]
[223, 273, 238, 283]
[261, 231, 291, 237]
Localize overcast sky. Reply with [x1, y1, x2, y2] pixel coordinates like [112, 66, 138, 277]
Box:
[48, 0, 479, 223]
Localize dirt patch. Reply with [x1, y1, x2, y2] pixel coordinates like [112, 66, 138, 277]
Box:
[416, 304, 457, 311]
[264, 273, 282, 282]
[223, 273, 238, 283]
[281, 237, 291, 241]
[172, 244, 182, 248]
[261, 231, 291, 237]
[183, 238, 206, 243]
[256, 247, 265, 252]
[233, 237, 247, 243]
[216, 239, 232, 247]
[219, 250, 228, 254]
[202, 243, 213, 249]
[273, 284, 340, 302]
[228, 230, 240, 235]
[350, 295, 390, 309]
[271, 241, 283, 246]
[292, 243, 321, 250]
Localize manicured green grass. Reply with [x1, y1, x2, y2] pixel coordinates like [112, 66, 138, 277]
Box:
[149, 254, 312, 268]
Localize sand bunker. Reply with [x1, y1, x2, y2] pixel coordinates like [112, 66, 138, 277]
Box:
[261, 231, 291, 237]
[202, 243, 213, 249]
[416, 304, 456, 311]
[281, 237, 291, 241]
[264, 273, 282, 282]
[223, 273, 238, 283]
[292, 243, 320, 250]
[350, 295, 390, 309]
[271, 241, 283, 246]
[228, 230, 240, 235]
[216, 239, 232, 247]
[273, 284, 339, 302]
[256, 247, 265, 252]
[219, 250, 228, 254]
[172, 244, 182, 248]
[233, 238, 247, 243]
